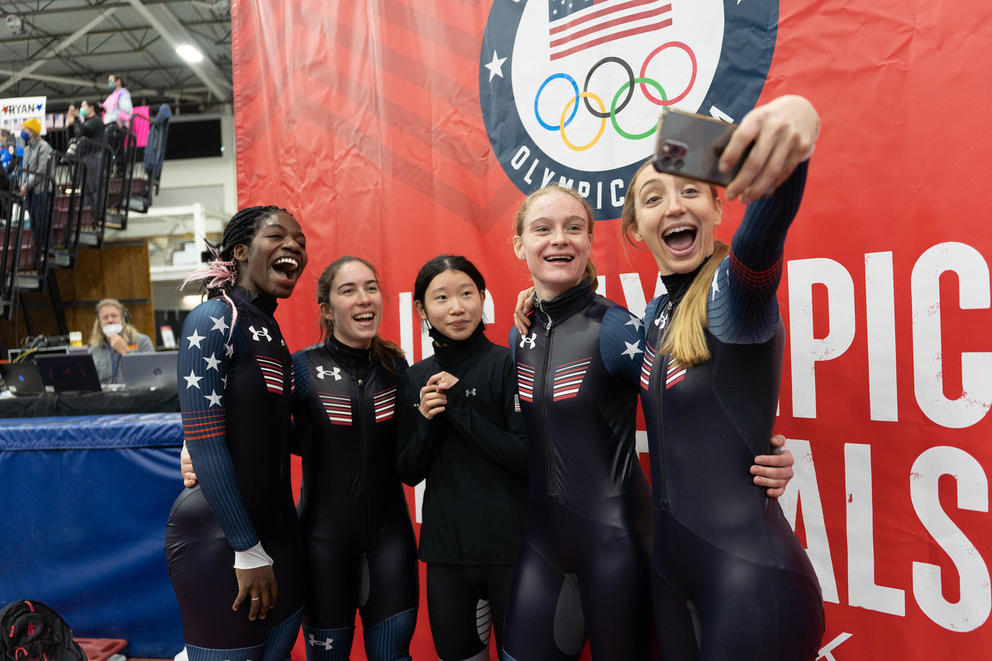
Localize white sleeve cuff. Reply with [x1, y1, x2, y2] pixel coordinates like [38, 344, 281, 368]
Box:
[233, 542, 273, 569]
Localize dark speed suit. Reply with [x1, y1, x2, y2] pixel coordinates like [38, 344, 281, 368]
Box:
[165, 287, 305, 661]
[292, 336, 419, 661]
[640, 162, 824, 660]
[504, 280, 656, 660]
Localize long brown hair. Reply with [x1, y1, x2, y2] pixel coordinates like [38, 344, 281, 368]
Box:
[316, 256, 404, 373]
[620, 159, 724, 366]
[514, 185, 598, 286]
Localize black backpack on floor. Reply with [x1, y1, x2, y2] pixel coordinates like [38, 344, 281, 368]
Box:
[0, 600, 86, 661]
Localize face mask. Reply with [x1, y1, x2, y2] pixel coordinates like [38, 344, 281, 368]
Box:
[102, 323, 123, 338]
[19, 130, 30, 143]
[80, 107, 88, 119]
[107, 79, 115, 90]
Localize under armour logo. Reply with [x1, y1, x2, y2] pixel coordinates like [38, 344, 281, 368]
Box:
[465, 388, 477, 397]
[316, 365, 342, 381]
[519, 332, 537, 349]
[248, 325, 272, 342]
[307, 634, 334, 650]
[655, 312, 668, 329]
[710, 271, 721, 301]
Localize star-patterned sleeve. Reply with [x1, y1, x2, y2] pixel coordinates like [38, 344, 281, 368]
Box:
[599, 305, 645, 387]
[709, 160, 809, 345]
[177, 298, 259, 552]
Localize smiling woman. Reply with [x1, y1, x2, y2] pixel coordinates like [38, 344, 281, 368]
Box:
[164, 205, 309, 661]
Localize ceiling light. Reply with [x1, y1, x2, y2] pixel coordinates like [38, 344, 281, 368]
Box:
[4, 14, 22, 33]
[175, 44, 204, 63]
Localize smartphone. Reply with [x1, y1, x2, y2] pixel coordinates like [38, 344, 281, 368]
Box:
[652, 109, 746, 187]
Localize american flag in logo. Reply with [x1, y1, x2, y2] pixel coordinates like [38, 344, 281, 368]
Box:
[319, 392, 352, 426]
[517, 362, 536, 403]
[373, 387, 397, 422]
[548, 0, 673, 61]
[666, 357, 686, 389]
[256, 355, 285, 394]
[553, 357, 592, 401]
[641, 341, 657, 390]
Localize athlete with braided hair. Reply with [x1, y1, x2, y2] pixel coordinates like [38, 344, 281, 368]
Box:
[165, 205, 309, 661]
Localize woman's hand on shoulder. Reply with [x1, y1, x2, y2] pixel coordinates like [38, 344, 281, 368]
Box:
[513, 286, 536, 337]
[722, 94, 820, 204]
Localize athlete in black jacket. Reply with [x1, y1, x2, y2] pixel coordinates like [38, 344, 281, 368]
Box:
[396, 255, 528, 661]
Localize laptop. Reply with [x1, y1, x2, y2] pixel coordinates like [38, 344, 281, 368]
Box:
[0, 362, 47, 395]
[120, 351, 178, 389]
[35, 353, 103, 393]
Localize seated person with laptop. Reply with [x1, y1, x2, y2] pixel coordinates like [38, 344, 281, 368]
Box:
[88, 299, 154, 384]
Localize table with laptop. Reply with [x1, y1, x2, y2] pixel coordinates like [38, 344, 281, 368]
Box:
[0, 349, 179, 417]
[0, 347, 186, 657]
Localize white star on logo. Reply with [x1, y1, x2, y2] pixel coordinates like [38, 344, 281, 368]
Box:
[484, 50, 507, 82]
[625, 314, 643, 331]
[204, 389, 223, 407]
[203, 353, 221, 371]
[209, 315, 229, 333]
[621, 340, 643, 359]
[307, 634, 333, 650]
[183, 369, 202, 390]
[186, 329, 205, 349]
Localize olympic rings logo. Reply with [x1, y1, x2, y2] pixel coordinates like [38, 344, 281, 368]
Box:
[532, 42, 697, 152]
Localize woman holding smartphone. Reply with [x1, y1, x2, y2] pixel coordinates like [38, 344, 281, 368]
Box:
[625, 94, 825, 659]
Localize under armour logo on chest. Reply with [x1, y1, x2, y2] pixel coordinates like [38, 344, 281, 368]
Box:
[316, 365, 341, 381]
[248, 325, 272, 342]
[519, 332, 537, 349]
[307, 634, 334, 650]
[465, 388, 477, 397]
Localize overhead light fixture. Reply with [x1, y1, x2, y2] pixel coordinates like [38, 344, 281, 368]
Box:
[4, 14, 22, 33]
[175, 44, 204, 63]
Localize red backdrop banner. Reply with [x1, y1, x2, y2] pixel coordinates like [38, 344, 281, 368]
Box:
[232, 0, 992, 658]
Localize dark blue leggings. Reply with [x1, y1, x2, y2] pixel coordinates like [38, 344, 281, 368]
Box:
[652, 509, 824, 660]
[502, 500, 656, 660]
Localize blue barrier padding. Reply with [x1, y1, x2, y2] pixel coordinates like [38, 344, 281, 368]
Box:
[0, 413, 186, 657]
[0, 412, 182, 450]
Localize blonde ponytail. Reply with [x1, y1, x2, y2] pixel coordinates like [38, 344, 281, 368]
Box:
[661, 242, 729, 367]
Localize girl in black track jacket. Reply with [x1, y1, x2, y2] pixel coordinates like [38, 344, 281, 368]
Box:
[396, 255, 528, 661]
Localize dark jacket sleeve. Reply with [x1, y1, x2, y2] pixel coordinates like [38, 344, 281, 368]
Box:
[394, 367, 442, 485]
[441, 350, 529, 476]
